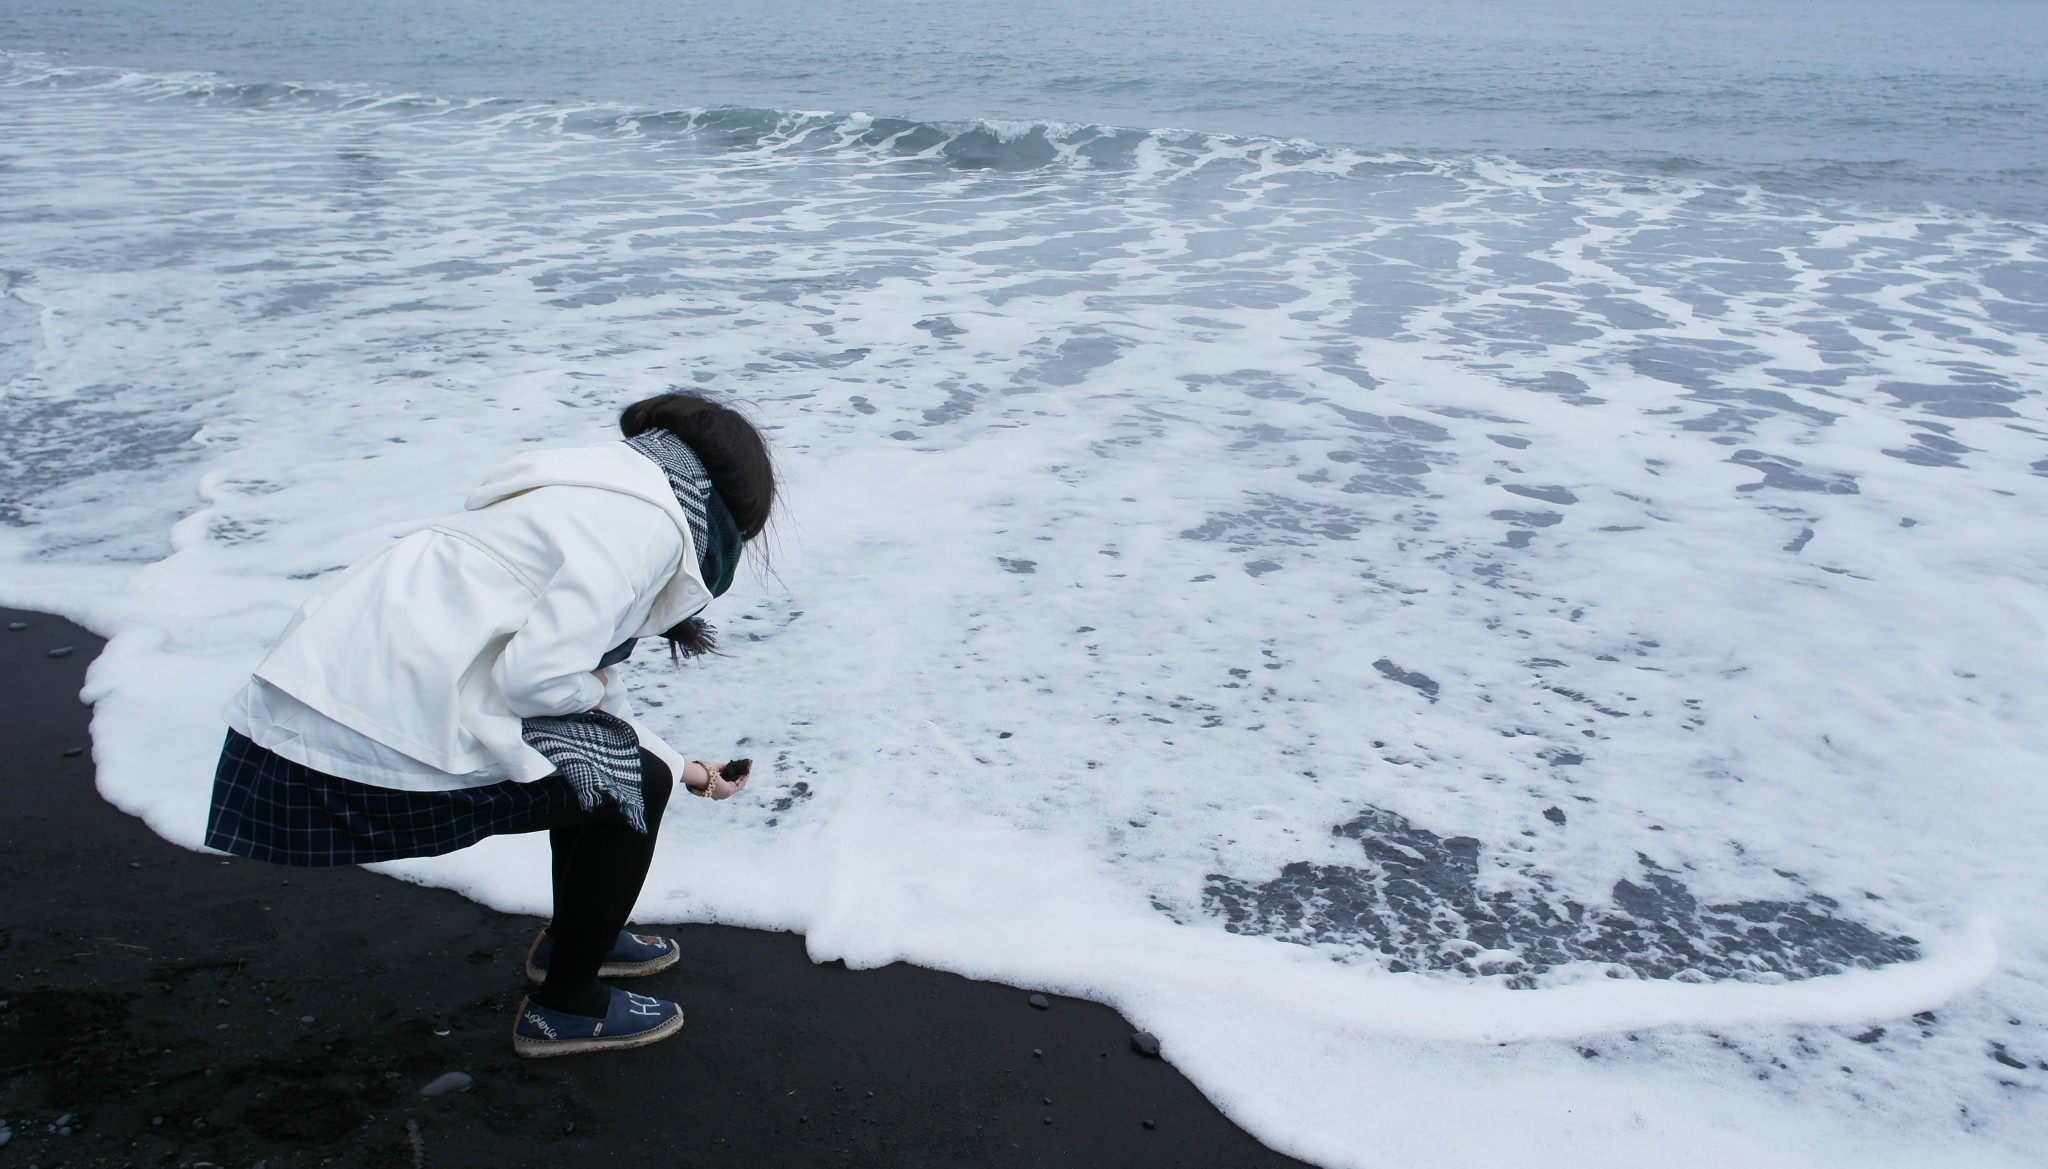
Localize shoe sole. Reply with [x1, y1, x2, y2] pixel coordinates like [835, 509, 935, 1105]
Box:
[524, 944, 680, 984]
[512, 1008, 684, 1059]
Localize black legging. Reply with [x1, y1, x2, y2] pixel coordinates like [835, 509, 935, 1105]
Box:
[519, 748, 675, 1015]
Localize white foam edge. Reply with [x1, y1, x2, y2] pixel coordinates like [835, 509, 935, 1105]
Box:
[1, 546, 1998, 1051]
[371, 798, 2005, 1168]
[378, 775, 1998, 1046]
[798, 833, 1998, 1048]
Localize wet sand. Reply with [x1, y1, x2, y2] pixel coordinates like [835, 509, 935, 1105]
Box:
[0, 607, 1312, 1169]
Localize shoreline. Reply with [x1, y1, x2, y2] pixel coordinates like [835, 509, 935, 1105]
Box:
[0, 606, 1312, 1169]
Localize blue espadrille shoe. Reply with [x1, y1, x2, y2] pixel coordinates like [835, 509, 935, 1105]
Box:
[525, 928, 680, 983]
[512, 986, 683, 1058]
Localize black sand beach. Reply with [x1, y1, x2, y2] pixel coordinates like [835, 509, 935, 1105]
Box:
[0, 608, 1313, 1169]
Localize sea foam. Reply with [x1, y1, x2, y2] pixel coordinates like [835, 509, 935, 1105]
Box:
[3, 54, 2046, 1167]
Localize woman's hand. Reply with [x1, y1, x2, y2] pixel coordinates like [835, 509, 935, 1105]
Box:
[684, 758, 750, 800]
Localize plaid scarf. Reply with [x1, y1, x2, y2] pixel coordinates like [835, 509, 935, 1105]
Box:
[625, 428, 714, 569]
[626, 427, 741, 598]
[519, 428, 737, 832]
[520, 709, 651, 832]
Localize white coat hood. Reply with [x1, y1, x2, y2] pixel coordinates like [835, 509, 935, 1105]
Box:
[461, 442, 711, 638]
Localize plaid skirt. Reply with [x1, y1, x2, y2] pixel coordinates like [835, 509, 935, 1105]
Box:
[205, 730, 582, 867]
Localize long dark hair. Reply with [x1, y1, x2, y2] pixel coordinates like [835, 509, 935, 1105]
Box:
[619, 391, 776, 658]
[620, 391, 776, 539]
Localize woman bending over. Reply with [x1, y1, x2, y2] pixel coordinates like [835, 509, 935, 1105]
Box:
[206, 391, 773, 1057]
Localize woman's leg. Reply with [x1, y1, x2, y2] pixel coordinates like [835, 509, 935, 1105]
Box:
[532, 749, 675, 1016]
[547, 821, 586, 927]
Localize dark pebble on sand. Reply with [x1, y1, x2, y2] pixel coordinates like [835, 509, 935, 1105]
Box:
[46, 646, 74, 658]
[1027, 993, 1049, 1010]
[1131, 1031, 1161, 1057]
[62, 748, 82, 758]
[1144, 1119, 1157, 1129]
[6, 621, 25, 630]
[420, 1071, 474, 1097]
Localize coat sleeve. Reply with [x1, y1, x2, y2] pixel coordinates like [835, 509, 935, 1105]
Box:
[492, 493, 684, 719]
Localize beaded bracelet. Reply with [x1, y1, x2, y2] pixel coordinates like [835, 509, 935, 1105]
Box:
[690, 760, 718, 799]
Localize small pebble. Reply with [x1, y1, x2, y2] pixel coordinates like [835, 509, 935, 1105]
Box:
[300, 1015, 315, 1024]
[1027, 993, 1050, 1010]
[57, 1127, 71, 1138]
[129, 862, 141, 869]
[216, 1023, 230, 1030]
[46, 646, 74, 659]
[0, 1132, 10, 1148]
[62, 747, 83, 758]
[1042, 1096, 1052, 1105]
[1031, 1048, 1042, 1057]
[1042, 1117, 1053, 1125]
[419, 1071, 474, 1098]
[6, 621, 25, 630]
[152, 1116, 164, 1126]
[1131, 1031, 1162, 1057]
[1143, 1118, 1157, 1129]
[54, 1115, 71, 1127]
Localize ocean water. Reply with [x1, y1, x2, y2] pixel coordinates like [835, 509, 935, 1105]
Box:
[3, 2, 2048, 1165]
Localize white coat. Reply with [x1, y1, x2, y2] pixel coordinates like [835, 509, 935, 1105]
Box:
[225, 441, 708, 791]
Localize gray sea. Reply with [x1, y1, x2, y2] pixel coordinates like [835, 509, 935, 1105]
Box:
[8, 0, 2048, 220]
[4, 3, 2048, 1166]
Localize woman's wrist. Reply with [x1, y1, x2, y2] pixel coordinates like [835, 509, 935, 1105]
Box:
[686, 760, 716, 796]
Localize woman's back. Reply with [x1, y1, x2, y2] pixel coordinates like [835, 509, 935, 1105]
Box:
[242, 441, 702, 785]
